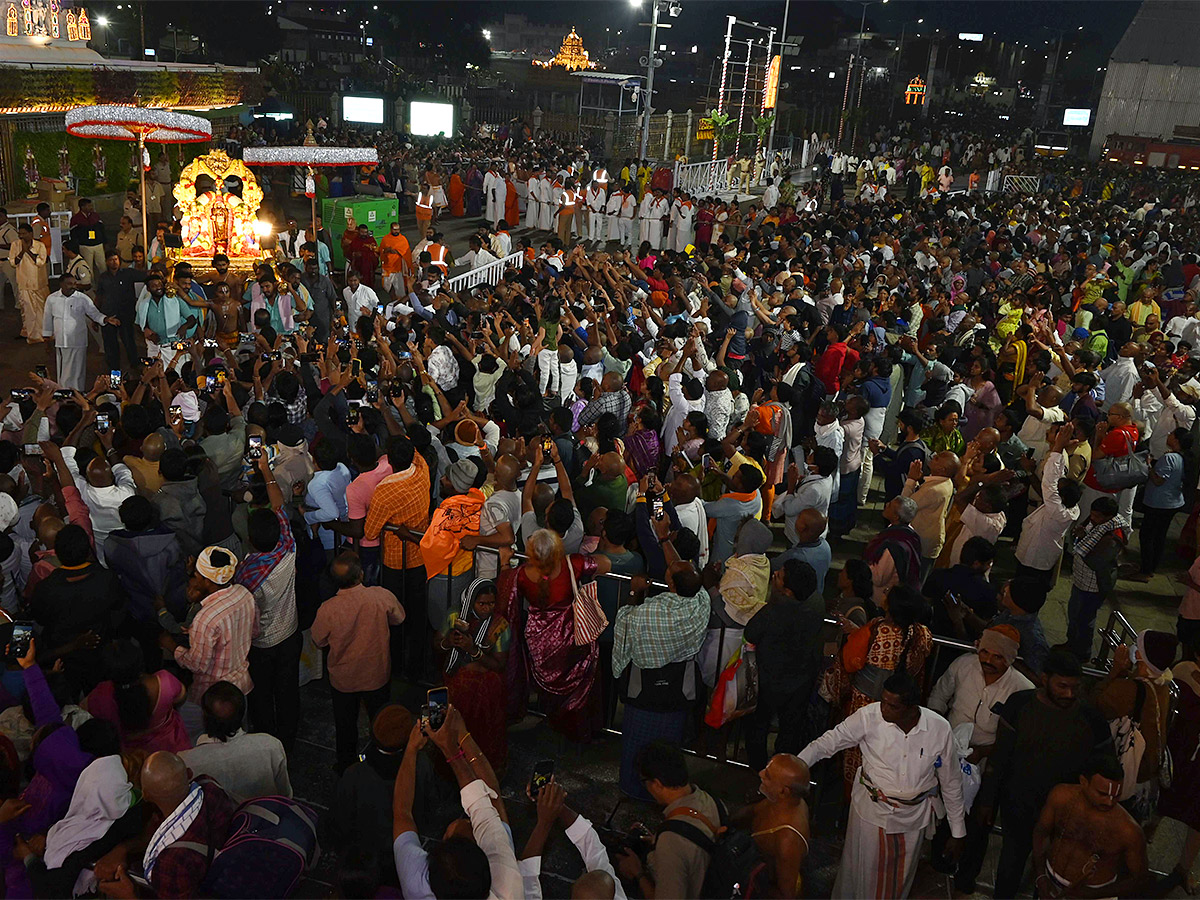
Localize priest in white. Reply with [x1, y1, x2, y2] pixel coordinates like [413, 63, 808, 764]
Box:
[605, 187, 625, 243]
[672, 193, 695, 253]
[799, 673, 965, 899]
[483, 163, 504, 228]
[637, 190, 655, 246]
[524, 167, 542, 231]
[537, 173, 555, 232]
[585, 181, 607, 246]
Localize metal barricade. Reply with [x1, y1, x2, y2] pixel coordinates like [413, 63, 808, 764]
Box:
[445, 250, 525, 293]
[673, 158, 731, 196]
[8, 210, 71, 278]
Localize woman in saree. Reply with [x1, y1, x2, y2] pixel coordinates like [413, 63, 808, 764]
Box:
[438, 578, 510, 770]
[465, 164, 484, 217]
[447, 169, 466, 217]
[820, 584, 932, 794]
[498, 529, 612, 743]
[962, 357, 1001, 441]
[995, 322, 1031, 404]
[625, 405, 663, 480]
[695, 199, 714, 247]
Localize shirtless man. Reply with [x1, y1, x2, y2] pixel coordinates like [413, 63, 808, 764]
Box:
[209, 253, 246, 300]
[729, 754, 810, 899]
[209, 281, 243, 350]
[1032, 755, 1148, 899]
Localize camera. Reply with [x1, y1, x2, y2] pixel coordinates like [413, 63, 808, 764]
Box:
[420, 687, 448, 731]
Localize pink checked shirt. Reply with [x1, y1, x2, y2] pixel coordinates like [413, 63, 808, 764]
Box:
[174, 583, 260, 701]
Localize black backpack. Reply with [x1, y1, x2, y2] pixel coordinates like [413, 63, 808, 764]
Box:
[657, 798, 768, 899]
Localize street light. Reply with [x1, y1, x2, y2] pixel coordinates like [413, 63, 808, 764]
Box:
[850, 0, 887, 150]
[638, 0, 671, 158]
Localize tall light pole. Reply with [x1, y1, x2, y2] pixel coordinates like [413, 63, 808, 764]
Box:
[634, 0, 662, 160]
[852, 0, 887, 152]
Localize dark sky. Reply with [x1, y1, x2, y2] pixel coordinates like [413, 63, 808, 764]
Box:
[85, 0, 1141, 69]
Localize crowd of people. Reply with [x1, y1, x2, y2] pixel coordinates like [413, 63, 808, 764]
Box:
[0, 117, 1198, 899]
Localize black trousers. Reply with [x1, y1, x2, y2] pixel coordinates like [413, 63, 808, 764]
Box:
[993, 802, 1037, 899]
[248, 629, 303, 751]
[381, 564, 429, 683]
[744, 680, 812, 772]
[1140, 505, 1181, 574]
[331, 682, 391, 771]
[102, 320, 138, 371]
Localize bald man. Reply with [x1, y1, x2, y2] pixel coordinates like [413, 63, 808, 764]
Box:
[124, 431, 166, 495]
[95, 751, 237, 899]
[772, 509, 831, 593]
[902, 450, 960, 579]
[24, 512, 64, 598]
[465, 453, 521, 579]
[577, 372, 632, 429]
[67, 433, 136, 564]
[729, 754, 811, 899]
[576, 451, 629, 522]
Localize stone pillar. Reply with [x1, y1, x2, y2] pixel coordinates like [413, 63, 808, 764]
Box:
[685, 109, 694, 161]
[461, 99, 473, 134]
[604, 112, 616, 157]
[664, 110, 674, 160]
[532, 106, 543, 132]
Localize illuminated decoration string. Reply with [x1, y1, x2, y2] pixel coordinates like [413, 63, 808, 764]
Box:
[532, 28, 596, 71]
[66, 104, 211, 249]
[714, 20, 731, 162]
[837, 53, 854, 148]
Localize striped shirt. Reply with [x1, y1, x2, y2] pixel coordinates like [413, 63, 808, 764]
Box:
[364, 455, 432, 570]
[235, 509, 298, 648]
[174, 583, 259, 701]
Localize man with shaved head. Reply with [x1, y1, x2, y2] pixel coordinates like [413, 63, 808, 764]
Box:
[577, 371, 632, 429]
[122, 431, 165, 495]
[95, 751, 238, 898]
[772, 508, 831, 594]
[728, 754, 812, 898]
[71, 423, 136, 564]
[575, 451, 629, 523]
[669, 471, 708, 567]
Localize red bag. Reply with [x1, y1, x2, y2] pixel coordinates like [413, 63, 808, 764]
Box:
[841, 619, 879, 674]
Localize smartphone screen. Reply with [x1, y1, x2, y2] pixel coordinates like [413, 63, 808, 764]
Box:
[376, 304, 386, 316]
[108, 369, 121, 388]
[95, 413, 110, 434]
[346, 406, 360, 426]
[205, 375, 217, 391]
[531, 759, 555, 797]
[423, 686, 448, 730]
[22, 443, 42, 457]
[34, 365, 47, 379]
[169, 405, 183, 425]
[652, 498, 665, 520]
[7, 623, 32, 660]
[351, 358, 362, 377]
[248, 434, 264, 460]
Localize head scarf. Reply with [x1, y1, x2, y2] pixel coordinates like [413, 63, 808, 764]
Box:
[444, 577, 496, 677]
[44, 755, 135, 869]
[196, 545, 238, 585]
[979, 624, 1021, 666]
[0, 493, 17, 532]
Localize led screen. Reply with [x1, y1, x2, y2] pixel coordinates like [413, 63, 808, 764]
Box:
[409, 101, 454, 137]
[343, 96, 384, 124]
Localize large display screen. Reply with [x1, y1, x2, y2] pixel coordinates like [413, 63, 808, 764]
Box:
[343, 96, 384, 124]
[1063, 108, 1092, 126]
[409, 101, 454, 137]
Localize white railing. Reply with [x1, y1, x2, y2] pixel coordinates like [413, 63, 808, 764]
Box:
[9, 211, 71, 278]
[446, 250, 525, 292]
[674, 159, 730, 196]
[1003, 174, 1041, 195]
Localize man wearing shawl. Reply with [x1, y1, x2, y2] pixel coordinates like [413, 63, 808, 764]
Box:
[447, 169, 465, 217]
[612, 524, 709, 798]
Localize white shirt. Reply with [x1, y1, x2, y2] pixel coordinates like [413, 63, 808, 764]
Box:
[342, 283, 379, 321]
[928, 654, 1034, 757]
[1147, 391, 1197, 458]
[1098, 356, 1139, 410]
[800, 703, 966, 837]
[42, 289, 106, 348]
[704, 388, 733, 440]
[1164, 314, 1200, 354]
[772, 474, 832, 543]
[662, 372, 704, 454]
[586, 187, 606, 213]
[605, 191, 625, 216]
[1014, 450, 1080, 570]
[464, 247, 500, 271]
[1017, 405, 1065, 462]
[61, 448, 136, 564]
[674, 496, 710, 568]
[948, 502, 1007, 566]
[519, 814, 628, 900]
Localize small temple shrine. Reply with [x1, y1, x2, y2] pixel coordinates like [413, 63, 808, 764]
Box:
[533, 27, 597, 72]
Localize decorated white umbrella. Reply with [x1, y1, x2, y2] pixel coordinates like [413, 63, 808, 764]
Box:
[244, 130, 379, 244]
[66, 105, 212, 250]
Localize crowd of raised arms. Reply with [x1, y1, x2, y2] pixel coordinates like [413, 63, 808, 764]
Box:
[0, 116, 1199, 900]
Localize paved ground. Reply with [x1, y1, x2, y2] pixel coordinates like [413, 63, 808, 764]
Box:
[3, 172, 1195, 896]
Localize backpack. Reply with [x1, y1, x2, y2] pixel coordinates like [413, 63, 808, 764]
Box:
[1084, 330, 1109, 358]
[178, 796, 321, 899]
[658, 800, 769, 899]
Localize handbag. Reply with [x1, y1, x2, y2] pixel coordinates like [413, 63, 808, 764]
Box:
[568, 559, 607, 646]
[1091, 431, 1150, 491]
[841, 619, 879, 674]
[704, 639, 759, 728]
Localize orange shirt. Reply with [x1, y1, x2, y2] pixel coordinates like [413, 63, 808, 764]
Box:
[379, 232, 411, 275]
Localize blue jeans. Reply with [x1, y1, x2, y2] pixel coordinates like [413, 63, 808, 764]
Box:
[828, 468, 861, 537]
[1067, 586, 1104, 661]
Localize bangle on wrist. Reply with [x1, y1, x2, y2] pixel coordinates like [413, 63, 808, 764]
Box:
[458, 732, 472, 747]
[445, 749, 466, 763]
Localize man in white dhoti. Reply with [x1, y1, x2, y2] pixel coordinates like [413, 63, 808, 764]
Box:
[667, 193, 682, 252]
[537, 173, 555, 232]
[42, 271, 117, 390]
[672, 193, 695, 253]
[637, 190, 655, 247]
[648, 189, 670, 251]
[799, 672, 965, 900]
[585, 180, 606, 248]
[762, 177, 781, 211]
[525, 166, 542, 231]
[618, 187, 637, 248]
[605, 186, 624, 243]
[483, 162, 503, 228]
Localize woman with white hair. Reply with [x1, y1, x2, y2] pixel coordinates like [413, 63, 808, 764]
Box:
[496, 528, 611, 743]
